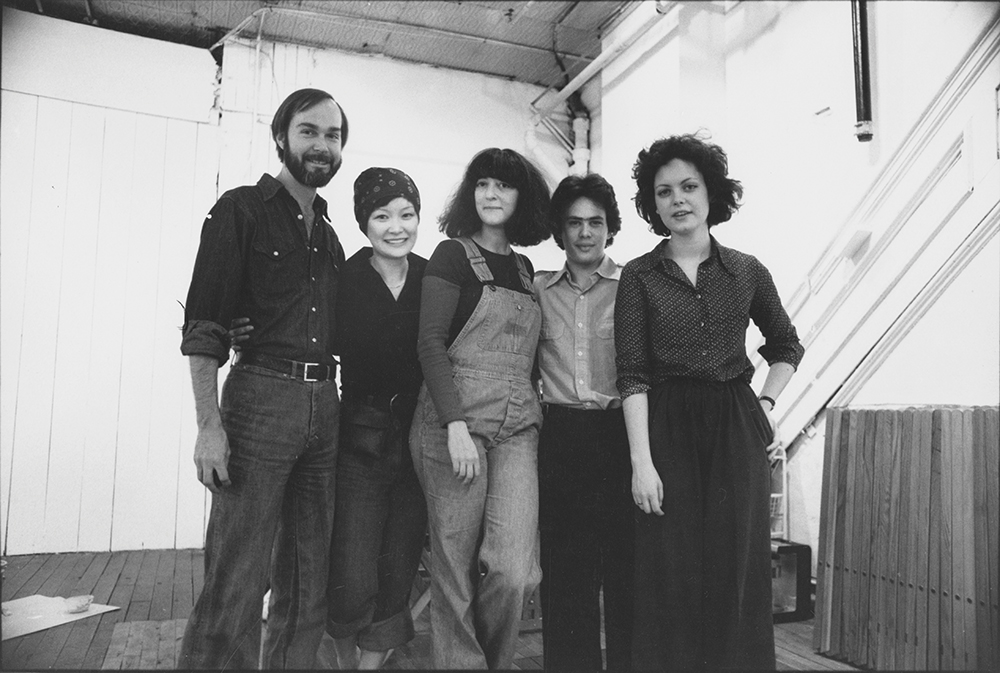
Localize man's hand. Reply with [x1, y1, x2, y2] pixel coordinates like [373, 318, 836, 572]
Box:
[194, 422, 231, 493]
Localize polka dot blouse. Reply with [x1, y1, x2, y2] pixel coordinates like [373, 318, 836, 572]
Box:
[614, 237, 804, 399]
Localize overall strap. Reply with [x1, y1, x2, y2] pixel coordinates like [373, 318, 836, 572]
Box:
[512, 253, 534, 292]
[456, 237, 494, 284]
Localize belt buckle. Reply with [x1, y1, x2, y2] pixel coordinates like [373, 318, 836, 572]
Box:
[303, 362, 322, 382]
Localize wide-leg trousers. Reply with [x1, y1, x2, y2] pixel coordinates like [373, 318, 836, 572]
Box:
[632, 377, 775, 671]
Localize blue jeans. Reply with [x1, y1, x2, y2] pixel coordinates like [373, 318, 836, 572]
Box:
[178, 364, 339, 670]
[410, 376, 541, 669]
[326, 400, 427, 651]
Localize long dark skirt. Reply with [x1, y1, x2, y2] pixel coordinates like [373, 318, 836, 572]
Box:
[632, 377, 776, 671]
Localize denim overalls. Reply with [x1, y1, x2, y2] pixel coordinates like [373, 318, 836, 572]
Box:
[410, 237, 542, 669]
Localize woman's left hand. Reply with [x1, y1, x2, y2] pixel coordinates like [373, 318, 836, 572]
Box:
[760, 400, 781, 463]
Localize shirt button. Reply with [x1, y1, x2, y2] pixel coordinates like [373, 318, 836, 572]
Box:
[206, 214, 212, 219]
[311, 276, 316, 281]
[578, 379, 585, 385]
[273, 251, 279, 256]
[700, 321, 705, 327]
[311, 307, 317, 312]
[577, 351, 583, 356]
[696, 294, 702, 299]
[297, 214, 303, 220]
[701, 350, 708, 356]
[313, 246, 318, 252]
[312, 337, 317, 343]
[577, 322, 584, 328]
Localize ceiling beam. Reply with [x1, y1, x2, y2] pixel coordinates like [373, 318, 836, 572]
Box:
[212, 5, 594, 63]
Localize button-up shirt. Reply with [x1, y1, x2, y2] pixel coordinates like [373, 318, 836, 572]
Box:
[615, 237, 804, 398]
[181, 174, 345, 366]
[534, 254, 622, 410]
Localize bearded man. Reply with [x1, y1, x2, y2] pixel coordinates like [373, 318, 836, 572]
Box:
[178, 88, 347, 670]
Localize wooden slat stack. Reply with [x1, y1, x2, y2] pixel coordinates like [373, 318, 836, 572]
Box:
[814, 406, 998, 670]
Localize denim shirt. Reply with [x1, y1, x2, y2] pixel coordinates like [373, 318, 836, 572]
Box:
[181, 174, 345, 366]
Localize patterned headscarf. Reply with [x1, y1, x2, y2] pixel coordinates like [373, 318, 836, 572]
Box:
[353, 167, 421, 232]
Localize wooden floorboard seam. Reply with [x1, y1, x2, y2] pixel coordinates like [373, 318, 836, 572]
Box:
[4, 550, 857, 671]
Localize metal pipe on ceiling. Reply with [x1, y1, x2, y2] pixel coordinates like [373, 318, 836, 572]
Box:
[211, 5, 593, 64]
[83, 0, 97, 25]
[533, 1, 678, 122]
[851, 0, 874, 142]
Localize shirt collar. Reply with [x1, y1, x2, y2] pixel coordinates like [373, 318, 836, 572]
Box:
[257, 173, 330, 221]
[545, 254, 620, 289]
[653, 236, 737, 277]
[710, 236, 739, 277]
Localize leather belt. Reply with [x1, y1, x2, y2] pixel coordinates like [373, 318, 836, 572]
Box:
[236, 351, 336, 382]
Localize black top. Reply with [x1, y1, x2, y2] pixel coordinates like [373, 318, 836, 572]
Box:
[614, 237, 804, 397]
[181, 174, 345, 366]
[337, 248, 427, 401]
[422, 238, 535, 346]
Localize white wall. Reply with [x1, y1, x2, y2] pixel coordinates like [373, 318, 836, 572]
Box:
[0, 7, 589, 555]
[596, 0, 1000, 567]
[1, 7, 219, 554]
[214, 38, 574, 273]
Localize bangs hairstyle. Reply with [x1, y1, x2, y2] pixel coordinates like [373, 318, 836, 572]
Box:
[438, 148, 552, 247]
[632, 133, 742, 237]
[548, 173, 622, 249]
[270, 88, 349, 162]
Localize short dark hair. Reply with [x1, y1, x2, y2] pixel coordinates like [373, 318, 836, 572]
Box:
[632, 133, 742, 237]
[438, 148, 551, 247]
[548, 173, 622, 249]
[270, 88, 349, 162]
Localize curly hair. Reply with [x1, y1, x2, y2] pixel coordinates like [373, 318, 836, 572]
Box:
[438, 148, 552, 247]
[548, 173, 622, 249]
[632, 133, 742, 236]
[271, 88, 349, 162]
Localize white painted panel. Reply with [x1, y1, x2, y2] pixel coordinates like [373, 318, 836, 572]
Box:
[76, 109, 137, 552]
[111, 114, 168, 551]
[0, 91, 37, 554]
[850, 232, 1000, 406]
[42, 102, 107, 552]
[217, 40, 568, 267]
[1, 7, 216, 123]
[5, 97, 73, 554]
[143, 118, 199, 549]
[174, 123, 220, 550]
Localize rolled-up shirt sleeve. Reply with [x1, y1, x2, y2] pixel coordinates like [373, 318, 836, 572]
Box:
[614, 263, 653, 399]
[750, 259, 804, 368]
[180, 198, 246, 366]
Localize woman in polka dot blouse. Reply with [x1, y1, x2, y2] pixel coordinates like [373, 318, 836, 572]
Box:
[614, 133, 804, 670]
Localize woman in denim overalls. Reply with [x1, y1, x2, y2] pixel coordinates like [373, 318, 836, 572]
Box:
[411, 148, 551, 669]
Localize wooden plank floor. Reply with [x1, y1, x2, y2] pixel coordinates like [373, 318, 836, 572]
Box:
[2, 549, 858, 670]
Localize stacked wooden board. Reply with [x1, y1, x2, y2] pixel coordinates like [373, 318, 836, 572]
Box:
[813, 407, 998, 670]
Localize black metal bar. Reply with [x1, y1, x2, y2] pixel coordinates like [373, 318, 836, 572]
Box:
[851, 0, 874, 141]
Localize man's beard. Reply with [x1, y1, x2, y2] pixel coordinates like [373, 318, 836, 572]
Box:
[285, 149, 341, 188]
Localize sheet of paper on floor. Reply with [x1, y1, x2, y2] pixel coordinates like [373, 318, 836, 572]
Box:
[1, 594, 119, 640]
